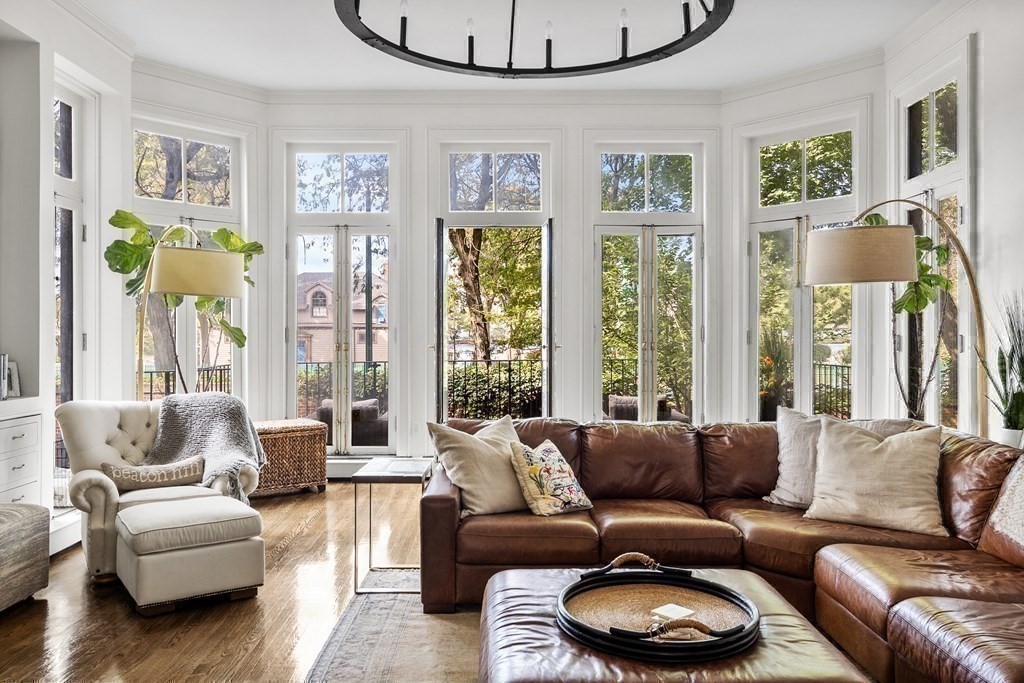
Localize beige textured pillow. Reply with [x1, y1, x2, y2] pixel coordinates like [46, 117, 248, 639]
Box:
[427, 416, 527, 518]
[101, 455, 204, 492]
[510, 440, 592, 516]
[804, 420, 947, 536]
[766, 407, 914, 509]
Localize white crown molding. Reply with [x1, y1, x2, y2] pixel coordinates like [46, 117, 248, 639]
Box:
[264, 88, 722, 107]
[50, 0, 135, 60]
[884, 0, 977, 63]
[132, 58, 269, 105]
[721, 49, 885, 105]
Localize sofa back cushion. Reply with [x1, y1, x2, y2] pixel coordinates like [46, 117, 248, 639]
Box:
[700, 423, 779, 500]
[54, 399, 162, 472]
[446, 417, 582, 472]
[579, 422, 702, 502]
[977, 454, 1024, 566]
[936, 430, 1021, 546]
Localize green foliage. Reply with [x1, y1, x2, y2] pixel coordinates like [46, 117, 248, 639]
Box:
[758, 325, 793, 406]
[982, 294, 1024, 429]
[861, 214, 953, 316]
[104, 210, 263, 350]
[446, 362, 542, 420]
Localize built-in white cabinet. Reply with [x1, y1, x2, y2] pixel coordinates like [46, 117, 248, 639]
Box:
[0, 414, 42, 505]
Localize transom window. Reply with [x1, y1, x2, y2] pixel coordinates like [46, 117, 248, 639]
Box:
[907, 81, 957, 180]
[600, 153, 693, 213]
[448, 152, 541, 212]
[759, 130, 853, 207]
[134, 130, 232, 208]
[295, 152, 390, 213]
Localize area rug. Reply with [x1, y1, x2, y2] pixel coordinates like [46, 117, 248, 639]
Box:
[306, 571, 479, 682]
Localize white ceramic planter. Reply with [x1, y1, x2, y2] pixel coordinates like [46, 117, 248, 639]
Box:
[996, 428, 1024, 448]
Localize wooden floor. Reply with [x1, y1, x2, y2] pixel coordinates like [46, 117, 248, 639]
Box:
[0, 482, 423, 682]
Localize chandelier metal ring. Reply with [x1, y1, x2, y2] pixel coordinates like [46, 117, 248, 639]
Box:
[334, 0, 735, 79]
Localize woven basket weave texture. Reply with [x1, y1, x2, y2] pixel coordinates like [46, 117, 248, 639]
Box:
[252, 418, 327, 496]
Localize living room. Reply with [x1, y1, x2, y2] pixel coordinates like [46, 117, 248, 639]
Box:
[1, 0, 1023, 681]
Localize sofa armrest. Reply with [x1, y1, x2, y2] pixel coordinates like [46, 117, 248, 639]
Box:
[69, 469, 120, 577]
[421, 464, 461, 613]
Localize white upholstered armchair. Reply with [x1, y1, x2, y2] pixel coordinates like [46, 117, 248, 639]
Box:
[55, 400, 260, 580]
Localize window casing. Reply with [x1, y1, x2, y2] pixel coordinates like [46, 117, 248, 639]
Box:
[287, 141, 398, 454]
[130, 118, 245, 398]
[749, 122, 860, 420]
[593, 142, 704, 423]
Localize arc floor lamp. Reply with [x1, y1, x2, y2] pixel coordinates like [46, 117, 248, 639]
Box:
[804, 198, 987, 436]
[136, 225, 244, 400]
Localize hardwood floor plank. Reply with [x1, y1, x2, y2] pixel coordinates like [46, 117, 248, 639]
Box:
[0, 482, 423, 682]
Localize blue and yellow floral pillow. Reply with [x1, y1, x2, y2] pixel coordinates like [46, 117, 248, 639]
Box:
[510, 440, 592, 516]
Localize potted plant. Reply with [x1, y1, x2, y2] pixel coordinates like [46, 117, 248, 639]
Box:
[758, 325, 793, 421]
[104, 210, 264, 393]
[982, 293, 1024, 447]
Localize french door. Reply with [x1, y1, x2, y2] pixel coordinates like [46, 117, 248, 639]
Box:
[435, 218, 554, 422]
[291, 227, 393, 453]
[751, 213, 855, 421]
[597, 224, 703, 423]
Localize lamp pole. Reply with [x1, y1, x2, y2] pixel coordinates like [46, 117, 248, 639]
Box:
[854, 198, 987, 436]
[136, 224, 200, 401]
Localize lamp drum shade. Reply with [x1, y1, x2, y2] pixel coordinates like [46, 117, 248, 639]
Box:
[149, 245, 245, 298]
[804, 225, 918, 286]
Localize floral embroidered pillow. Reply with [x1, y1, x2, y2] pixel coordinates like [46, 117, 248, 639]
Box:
[510, 440, 592, 516]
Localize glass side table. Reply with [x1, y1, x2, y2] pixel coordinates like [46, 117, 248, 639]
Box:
[352, 457, 434, 594]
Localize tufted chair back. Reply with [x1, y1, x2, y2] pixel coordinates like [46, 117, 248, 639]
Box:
[55, 400, 162, 473]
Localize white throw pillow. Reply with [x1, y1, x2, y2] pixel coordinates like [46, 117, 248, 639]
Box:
[427, 416, 527, 518]
[804, 420, 947, 537]
[765, 407, 913, 509]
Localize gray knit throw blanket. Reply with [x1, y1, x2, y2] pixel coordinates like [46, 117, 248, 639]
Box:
[144, 392, 266, 503]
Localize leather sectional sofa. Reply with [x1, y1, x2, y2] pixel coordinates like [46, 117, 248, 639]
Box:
[420, 418, 1024, 682]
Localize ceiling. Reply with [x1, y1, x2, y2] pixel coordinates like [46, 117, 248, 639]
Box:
[75, 0, 942, 91]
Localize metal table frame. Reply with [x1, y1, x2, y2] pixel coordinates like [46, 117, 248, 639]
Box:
[352, 457, 434, 595]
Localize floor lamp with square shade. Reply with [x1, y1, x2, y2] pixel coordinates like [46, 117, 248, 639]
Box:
[137, 224, 245, 400]
[804, 198, 987, 435]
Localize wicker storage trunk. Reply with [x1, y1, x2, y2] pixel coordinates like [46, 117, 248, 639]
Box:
[252, 419, 328, 497]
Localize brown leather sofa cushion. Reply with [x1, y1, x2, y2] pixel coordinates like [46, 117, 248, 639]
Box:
[707, 498, 969, 579]
[889, 597, 1024, 683]
[815, 544, 1024, 638]
[579, 422, 702, 502]
[448, 417, 583, 472]
[456, 510, 599, 565]
[589, 499, 743, 565]
[700, 423, 779, 500]
[937, 430, 1020, 545]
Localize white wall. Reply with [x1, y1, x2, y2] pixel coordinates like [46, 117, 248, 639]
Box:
[885, 0, 1024, 435]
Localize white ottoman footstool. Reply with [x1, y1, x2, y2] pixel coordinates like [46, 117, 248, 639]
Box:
[115, 496, 265, 615]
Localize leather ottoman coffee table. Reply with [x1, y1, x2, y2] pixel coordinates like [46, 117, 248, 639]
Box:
[480, 568, 867, 682]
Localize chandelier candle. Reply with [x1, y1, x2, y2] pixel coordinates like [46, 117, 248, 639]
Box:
[620, 9, 629, 59]
[467, 18, 475, 65]
[545, 21, 553, 69]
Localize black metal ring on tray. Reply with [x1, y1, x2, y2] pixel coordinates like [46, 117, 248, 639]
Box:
[556, 554, 761, 664]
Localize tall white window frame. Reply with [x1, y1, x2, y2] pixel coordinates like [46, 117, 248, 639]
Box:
[891, 37, 975, 432]
[130, 117, 246, 401]
[744, 106, 870, 422]
[286, 141, 399, 455]
[591, 141, 706, 423]
[434, 140, 554, 422]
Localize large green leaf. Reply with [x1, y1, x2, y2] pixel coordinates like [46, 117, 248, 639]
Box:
[211, 228, 244, 252]
[218, 318, 247, 347]
[104, 240, 149, 275]
[108, 209, 151, 233]
[861, 213, 888, 226]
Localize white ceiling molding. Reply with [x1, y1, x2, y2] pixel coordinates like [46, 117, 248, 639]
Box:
[720, 49, 885, 105]
[884, 0, 977, 63]
[52, 0, 135, 60]
[133, 58, 270, 105]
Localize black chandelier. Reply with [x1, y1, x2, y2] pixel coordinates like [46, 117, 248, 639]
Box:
[334, 0, 735, 79]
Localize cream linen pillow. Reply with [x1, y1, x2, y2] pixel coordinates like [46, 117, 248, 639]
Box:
[427, 416, 527, 518]
[765, 407, 914, 509]
[510, 440, 592, 516]
[804, 420, 947, 536]
[101, 455, 204, 492]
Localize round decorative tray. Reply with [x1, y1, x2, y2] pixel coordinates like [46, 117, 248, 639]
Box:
[556, 553, 760, 663]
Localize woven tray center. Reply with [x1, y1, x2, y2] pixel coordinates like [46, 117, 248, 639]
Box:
[564, 584, 750, 640]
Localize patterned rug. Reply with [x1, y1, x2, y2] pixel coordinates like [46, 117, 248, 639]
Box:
[306, 571, 479, 682]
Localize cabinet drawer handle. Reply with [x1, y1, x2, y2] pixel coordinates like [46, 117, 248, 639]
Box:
[11, 464, 25, 470]
[11, 433, 26, 440]
[11, 495, 24, 502]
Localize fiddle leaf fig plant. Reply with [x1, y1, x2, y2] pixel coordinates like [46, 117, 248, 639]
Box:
[861, 213, 953, 315]
[104, 209, 264, 390]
